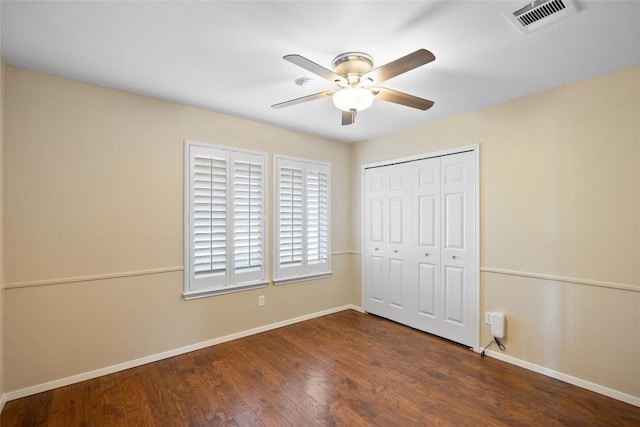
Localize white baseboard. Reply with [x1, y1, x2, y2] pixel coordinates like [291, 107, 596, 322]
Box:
[3, 304, 362, 403]
[349, 304, 365, 313]
[0, 394, 7, 413]
[484, 349, 640, 408]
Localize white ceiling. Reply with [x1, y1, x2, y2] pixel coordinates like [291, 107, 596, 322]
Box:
[1, 1, 639, 143]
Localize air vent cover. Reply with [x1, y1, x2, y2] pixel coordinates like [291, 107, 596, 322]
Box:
[505, 0, 579, 34]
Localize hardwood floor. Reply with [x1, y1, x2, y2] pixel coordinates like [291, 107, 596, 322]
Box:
[2, 309, 639, 426]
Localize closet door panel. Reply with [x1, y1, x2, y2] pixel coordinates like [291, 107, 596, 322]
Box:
[440, 151, 476, 347]
[417, 194, 438, 319]
[418, 195, 437, 247]
[388, 197, 404, 244]
[418, 262, 437, 317]
[364, 168, 389, 316]
[389, 258, 405, 308]
[444, 193, 465, 250]
[369, 198, 384, 243]
[369, 254, 385, 303]
[411, 158, 441, 332]
[386, 164, 411, 323]
[443, 265, 465, 325]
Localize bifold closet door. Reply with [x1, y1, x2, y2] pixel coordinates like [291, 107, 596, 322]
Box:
[409, 157, 441, 335]
[363, 163, 411, 324]
[364, 150, 476, 348]
[438, 151, 476, 346]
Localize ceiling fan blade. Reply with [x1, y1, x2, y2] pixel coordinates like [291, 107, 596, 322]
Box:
[362, 49, 435, 84]
[271, 91, 334, 109]
[284, 54, 346, 84]
[342, 109, 356, 126]
[373, 87, 434, 110]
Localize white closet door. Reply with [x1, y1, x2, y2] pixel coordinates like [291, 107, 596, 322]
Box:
[363, 164, 411, 323]
[410, 157, 441, 334]
[363, 149, 476, 348]
[364, 167, 388, 317]
[439, 151, 476, 347]
[386, 164, 411, 325]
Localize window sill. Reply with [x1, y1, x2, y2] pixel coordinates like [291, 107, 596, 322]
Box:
[183, 280, 269, 300]
[273, 272, 332, 286]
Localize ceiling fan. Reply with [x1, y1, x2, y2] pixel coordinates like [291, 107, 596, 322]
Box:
[272, 49, 435, 126]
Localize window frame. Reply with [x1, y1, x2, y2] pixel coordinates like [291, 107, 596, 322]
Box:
[184, 140, 268, 300]
[273, 155, 331, 285]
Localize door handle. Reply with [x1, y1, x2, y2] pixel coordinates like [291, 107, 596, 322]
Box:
[452, 255, 458, 260]
[394, 250, 399, 253]
[425, 252, 429, 256]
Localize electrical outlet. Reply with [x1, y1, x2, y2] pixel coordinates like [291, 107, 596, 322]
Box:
[258, 295, 265, 307]
[484, 311, 493, 325]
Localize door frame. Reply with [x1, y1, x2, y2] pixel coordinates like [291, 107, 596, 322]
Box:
[360, 144, 480, 351]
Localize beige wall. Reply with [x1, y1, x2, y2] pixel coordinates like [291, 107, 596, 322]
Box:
[352, 66, 640, 398]
[3, 67, 355, 392]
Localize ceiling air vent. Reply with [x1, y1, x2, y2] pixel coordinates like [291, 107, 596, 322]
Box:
[504, 0, 579, 34]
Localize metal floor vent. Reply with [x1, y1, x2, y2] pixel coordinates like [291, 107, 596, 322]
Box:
[504, 0, 579, 34]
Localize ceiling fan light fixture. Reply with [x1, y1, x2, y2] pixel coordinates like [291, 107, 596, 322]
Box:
[332, 87, 374, 112]
[273, 49, 436, 125]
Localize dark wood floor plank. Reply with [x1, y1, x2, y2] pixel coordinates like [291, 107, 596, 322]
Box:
[0, 390, 53, 427]
[179, 354, 243, 426]
[2, 309, 639, 426]
[213, 339, 320, 427]
[136, 360, 193, 426]
[190, 347, 265, 427]
[227, 336, 340, 426]
[243, 331, 369, 425]
[255, 324, 398, 423]
[150, 350, 239, 426]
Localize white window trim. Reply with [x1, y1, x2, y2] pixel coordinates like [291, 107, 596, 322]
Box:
[273, 272, 332, 286]
[184, 140, 268, 300]
[273, 155, 331, 285]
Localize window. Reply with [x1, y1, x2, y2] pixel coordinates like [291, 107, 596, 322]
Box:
[184, 141, 267, 299]
[274, 156, 331, 284]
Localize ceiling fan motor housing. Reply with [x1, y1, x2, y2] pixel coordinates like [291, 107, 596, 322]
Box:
[331, 52, 373, 83]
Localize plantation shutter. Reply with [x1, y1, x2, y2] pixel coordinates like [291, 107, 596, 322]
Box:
[190, 146, 228, 291]
[278, 164, 303, 267]
[232, 152, 265, 283]
[185, 142, 267, 299]
[275, 157, 331, 283]
[306, 168, 329, 265]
